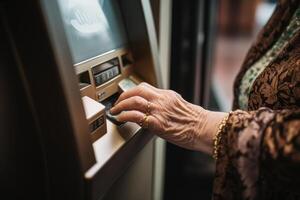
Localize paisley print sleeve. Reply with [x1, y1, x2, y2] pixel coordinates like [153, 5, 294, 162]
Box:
[213, 108, 300, 200]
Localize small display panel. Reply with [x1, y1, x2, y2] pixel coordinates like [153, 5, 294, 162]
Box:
[92, 58, 120, 86]
[57, 0, 128, 64]
[89, 116, 105, 133]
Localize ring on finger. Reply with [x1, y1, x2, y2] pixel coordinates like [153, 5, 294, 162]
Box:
[139, 114, 149, 129]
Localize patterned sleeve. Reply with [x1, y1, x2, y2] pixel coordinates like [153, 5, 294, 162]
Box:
[212, 107, 300, 200]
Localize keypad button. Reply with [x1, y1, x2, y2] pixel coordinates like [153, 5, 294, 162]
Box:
[101, 73, 107, 82]
[109, 69, 114, 78]
[113, 67, 118, 76]
[107, 70, 112, 79]
[95, 75, 101, 85]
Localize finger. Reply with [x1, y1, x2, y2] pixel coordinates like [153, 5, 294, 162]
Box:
[117, 111, 158, 130]
[116, 110, 145, 123]
[139, 82, 157, 90]
[110, 96, 148, 114]
[115, 84, 157, 105]
[144, 115, 159, 130]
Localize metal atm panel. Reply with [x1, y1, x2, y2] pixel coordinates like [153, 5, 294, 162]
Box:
[1, 0, 162, 199]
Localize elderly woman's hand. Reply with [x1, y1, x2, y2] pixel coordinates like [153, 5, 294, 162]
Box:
[110, 82, 226, 153]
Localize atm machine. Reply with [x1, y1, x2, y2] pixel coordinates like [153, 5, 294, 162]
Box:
[0, 0, 162, 200]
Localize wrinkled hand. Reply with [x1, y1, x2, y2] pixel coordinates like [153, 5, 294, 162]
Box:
[110, 82, 224, 152]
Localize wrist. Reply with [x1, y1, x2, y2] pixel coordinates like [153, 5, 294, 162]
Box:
[212, 112, 231, 160]
[206, 111, 228, 136]
[192, 107, 228, 153]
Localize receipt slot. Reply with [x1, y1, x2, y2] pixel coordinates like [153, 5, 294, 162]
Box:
[1, 0, 162, 200]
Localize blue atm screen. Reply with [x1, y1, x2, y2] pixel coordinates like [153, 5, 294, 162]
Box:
[57, 0, 128, 64]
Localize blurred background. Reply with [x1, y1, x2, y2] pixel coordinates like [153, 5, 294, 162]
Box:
[162, 0, 276, 199]
[213, 0, 276, 111]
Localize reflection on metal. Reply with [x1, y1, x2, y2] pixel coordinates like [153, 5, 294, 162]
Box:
[141, 0, 163, 88]
[159, 0, 172, 90]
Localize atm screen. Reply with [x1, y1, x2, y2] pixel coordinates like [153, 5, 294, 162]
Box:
[57, 0, 128, 64]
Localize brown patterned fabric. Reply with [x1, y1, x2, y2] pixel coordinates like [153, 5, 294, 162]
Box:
[232, 0, 299, 110]
[213, 0, 300, 199]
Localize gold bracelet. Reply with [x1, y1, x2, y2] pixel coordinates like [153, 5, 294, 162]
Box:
[212, 112, 232, 160]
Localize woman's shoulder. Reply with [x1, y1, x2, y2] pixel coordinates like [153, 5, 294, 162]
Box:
[232, 0, 300, 109]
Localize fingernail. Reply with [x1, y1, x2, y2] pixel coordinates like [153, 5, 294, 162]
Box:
[110, 107, 115, 114]
[114, 98, 121, 105]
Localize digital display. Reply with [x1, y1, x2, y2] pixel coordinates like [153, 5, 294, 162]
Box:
[92, 58, 120, 86]
[89, 116, 104, 133]
[57, 0, 128, 64]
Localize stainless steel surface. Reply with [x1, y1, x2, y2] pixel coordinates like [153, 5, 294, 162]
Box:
[119, 0, 162, 87]
[152, 0, 173, 199]
[102, 139, 154, 200]
[85, 122, 140, 176]
[141, 0, 163, 88]
[41, 0, 96, 172]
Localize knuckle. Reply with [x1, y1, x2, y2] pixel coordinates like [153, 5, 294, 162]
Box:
[167, 89, 176, 96]
[150, 103, 159, 113]
[136, 86, 144, 94]
[133, 97, 141, 105]
[136, 97, 145, 106]
[140, 82, 148, 87]
[133, 112, 141, 120]
[139, 82, 151, 91]
[166, 90, 181, 101]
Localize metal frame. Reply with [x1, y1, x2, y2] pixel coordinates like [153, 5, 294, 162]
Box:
[2, 0, 162, 199]
[164, 0, 218, 199]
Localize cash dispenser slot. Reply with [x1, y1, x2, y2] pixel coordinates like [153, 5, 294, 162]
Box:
[101, 93, 125, 126]
[101, 78, 139, 126]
